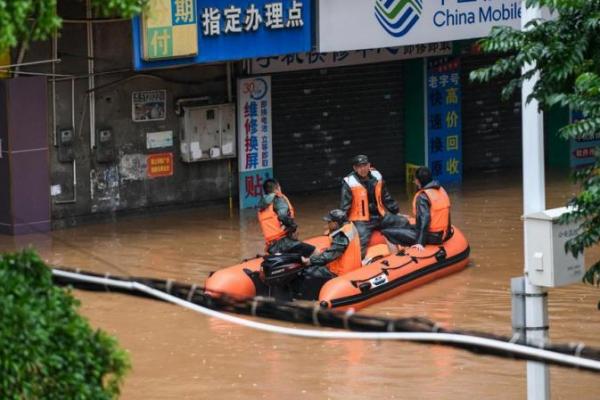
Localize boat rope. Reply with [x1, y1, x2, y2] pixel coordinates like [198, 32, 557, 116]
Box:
[51, 267, 600, 374]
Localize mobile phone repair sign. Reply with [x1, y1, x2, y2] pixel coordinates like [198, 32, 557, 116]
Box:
[317, 0, 521, 52]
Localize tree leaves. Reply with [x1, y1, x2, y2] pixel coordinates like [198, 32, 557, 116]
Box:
[0, 0, 146, 53]
[473, 1, 600, 293]
[0, 250, 130, 398]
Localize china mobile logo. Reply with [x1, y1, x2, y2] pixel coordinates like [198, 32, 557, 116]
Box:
[374, 0, 422, 37]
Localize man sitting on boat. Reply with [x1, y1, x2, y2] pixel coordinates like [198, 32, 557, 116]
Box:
[385, 166, 452, 251]
[341, 154, 408, 258]
[258, 178, 316, 257]
[300, 209, 362, 279]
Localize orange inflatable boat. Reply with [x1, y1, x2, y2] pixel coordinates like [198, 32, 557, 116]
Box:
[205, 227, 470, 311]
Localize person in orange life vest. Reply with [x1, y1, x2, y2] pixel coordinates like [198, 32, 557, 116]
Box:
[258, 178, 316, 257]
[300, 209, 362, 279]
[340, 154, 407, 258]
[385, 166, 451, 252]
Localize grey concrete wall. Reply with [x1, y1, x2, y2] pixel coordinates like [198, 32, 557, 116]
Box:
[22, 0, 236, 228]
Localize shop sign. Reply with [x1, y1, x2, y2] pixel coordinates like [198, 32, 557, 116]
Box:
[318, 0, 522, 52]
[132, 90, 167, 122]
[426, 57, 462, 185]
[250, 42, 452, 74]
[141, 0, 198, 60]
[146, 130, 173, 149]
[147, 153, 174, 178]
[133, 0, 312, 70]
[570, 111, 600, 169]
[238, 76, 273, 209]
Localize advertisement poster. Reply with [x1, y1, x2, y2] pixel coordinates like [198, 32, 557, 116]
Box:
[141, 0, 198, 60]
[238, 76, 273, 209]
[147, 152, 174, 178]
[132, 90, 167, 122]
[426, 57, 462, 185]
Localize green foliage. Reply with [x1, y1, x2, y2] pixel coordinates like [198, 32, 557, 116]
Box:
[0, 0, 146, 53]
[470, 0, 600, 295]
[0, 250, 130, 399]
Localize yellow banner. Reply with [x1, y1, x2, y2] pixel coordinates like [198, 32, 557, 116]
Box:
[0, 51, 10, 79]
[405, 163, 420, 201]
[142, 0, 198, 60]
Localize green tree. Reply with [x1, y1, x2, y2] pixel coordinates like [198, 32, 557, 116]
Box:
[0, 0, 146, 61]
[470, 0, 600, 298]
[0, 250, 130, 399]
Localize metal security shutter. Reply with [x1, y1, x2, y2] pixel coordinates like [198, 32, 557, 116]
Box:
[270, 62, 405, 193]
[461, 54, 522, 172]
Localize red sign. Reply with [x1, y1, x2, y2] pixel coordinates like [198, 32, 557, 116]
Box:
[147, 153, 173, 178]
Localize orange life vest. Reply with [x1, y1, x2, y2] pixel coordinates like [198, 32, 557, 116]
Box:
[412, 186, 451, 238]
[344, 170, 386, 222]
[258, 192, 296, 244]
[328, 222, 362, 276]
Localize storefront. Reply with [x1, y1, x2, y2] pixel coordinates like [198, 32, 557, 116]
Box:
[246, 46, 451, 193]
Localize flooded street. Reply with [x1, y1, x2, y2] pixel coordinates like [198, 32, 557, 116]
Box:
[3, 170, 600, 399]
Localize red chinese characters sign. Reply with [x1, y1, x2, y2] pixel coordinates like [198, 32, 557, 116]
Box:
[147, 153, 174, 178]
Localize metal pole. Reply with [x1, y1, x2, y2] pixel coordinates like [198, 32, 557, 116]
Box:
[521, 3, 550, 399]
[86, 0, 96, 150]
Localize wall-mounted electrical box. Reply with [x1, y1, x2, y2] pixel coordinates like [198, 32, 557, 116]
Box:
[523, 207, 585, 287]
[57, 128, 75, 163]
[96, 128, 116, 163]
[180, 103, 236, 163]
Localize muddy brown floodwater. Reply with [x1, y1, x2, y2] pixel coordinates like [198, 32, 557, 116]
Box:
[2, 170, 599, 399]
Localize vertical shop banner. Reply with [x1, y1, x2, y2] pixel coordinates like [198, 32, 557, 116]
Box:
[570, 111, 600, 169]
[426, 57, 462, 185]
[238, 76, 273, 209]
[133, 0, 312, 70]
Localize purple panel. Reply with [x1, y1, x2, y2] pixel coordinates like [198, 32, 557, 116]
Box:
[8, 77, 48, 151]
[10, 150, 50, 234]
[0, 156, 11, 230]
[0, 82, 11, 229]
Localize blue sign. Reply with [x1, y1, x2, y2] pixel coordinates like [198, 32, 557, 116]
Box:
[133, 0, 312, 70]
[426, 57, 462, 185]
[239, 168, 273, 209]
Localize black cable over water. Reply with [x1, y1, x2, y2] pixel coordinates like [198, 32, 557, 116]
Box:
[52, 267, 600, 374]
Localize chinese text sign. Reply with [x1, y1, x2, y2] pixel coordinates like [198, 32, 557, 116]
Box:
[426, 57, 462, 185]
[133, 0, 312, 70]
[238, 76, 273, 209]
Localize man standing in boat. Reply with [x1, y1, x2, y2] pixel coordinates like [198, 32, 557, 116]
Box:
[340, 154, 406, 258]
[258, 178, 316, 257]
[385, 166, 452, 251]
[300, 209, 362, 278]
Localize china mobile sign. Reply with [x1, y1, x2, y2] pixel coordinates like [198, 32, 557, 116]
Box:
[238, 76, 273, 209]
[133, 0, 312, 70]
[318, 0, 522, 52]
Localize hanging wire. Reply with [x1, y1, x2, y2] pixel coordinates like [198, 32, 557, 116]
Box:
[52, 267, 600, 374]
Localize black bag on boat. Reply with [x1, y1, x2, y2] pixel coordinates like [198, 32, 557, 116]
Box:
[261, 254, 304, 287]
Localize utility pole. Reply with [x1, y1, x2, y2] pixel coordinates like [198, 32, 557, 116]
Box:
[521, 3, 550, 399]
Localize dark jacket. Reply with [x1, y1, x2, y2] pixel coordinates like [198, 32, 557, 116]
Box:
[340, 171, 399, 218]
[309, 228, 349, 266]
[258, 193, 297, 233]
[414, 180, 445, 246]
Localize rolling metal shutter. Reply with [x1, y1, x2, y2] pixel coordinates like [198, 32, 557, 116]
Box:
[270, 61, 405, 193]
[461, 54, 522, 172]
